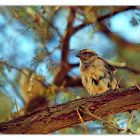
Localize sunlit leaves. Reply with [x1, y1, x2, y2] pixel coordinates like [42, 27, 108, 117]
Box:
[84, 7, 97, 23]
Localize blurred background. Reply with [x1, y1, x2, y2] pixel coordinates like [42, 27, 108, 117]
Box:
[0, 6, 140, 134]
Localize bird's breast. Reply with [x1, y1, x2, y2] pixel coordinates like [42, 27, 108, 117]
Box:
[80, 62, 117, 95]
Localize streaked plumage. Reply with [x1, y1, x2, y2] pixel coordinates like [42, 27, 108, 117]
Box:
[76, 49, 118, 95]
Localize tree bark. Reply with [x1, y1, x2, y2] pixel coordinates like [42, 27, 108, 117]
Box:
[0, 86, 140, 134]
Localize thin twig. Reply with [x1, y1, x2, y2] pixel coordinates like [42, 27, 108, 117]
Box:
[0, 60, 48, 88]
[80, 106, 123, 132]
[110, 116, 120, 128]
[82, 106, 136, 134]
[127, 111, 135, 130]
[14, 98, 19, 112]
[76, 109, 88, 134]
[127, 74, 140, 90]
[120, 111, 135, 134]
[116, 76, 122, 89]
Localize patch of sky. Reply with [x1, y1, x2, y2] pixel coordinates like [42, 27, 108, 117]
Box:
[108, 9, 140, 44]
[3, 68, 18, 81]
[0, 14, 36, 68]
[114, 113, 129, 129]
[46, 34, 60, 52]
[4, 83, 24, 111]
[36, 61, 54, 84]
[49, 48, 62, 64]
[52, 8, 69, 36]
[3, 68, 24, 109]
[0, 13, 36, 110]
[73, 13, 84, 27]
[85, 121, 103, 131]
[68, 67, 80, 77]
[0, 14, 6, 24]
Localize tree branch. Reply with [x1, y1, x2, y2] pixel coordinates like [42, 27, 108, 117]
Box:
[71, 6, 138, 36]
[64, 76, 82, 87]
[0, 86, 140, 134]
[54, 7, 76, 86]
[97, 6, 137, 22]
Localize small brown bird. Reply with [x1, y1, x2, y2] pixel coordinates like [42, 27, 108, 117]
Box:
[76, 49, 118, 95]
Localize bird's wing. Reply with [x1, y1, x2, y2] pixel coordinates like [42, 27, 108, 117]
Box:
[98, 57, 117, 73]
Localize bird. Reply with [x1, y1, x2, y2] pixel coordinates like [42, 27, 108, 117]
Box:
[76, 49, 119, 134]
[76, 49, 118, 95]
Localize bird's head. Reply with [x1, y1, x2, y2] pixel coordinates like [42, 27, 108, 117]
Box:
[76, 49, 97, 62]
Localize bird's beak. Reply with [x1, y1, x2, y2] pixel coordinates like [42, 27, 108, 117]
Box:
[76, 53, 80, 58]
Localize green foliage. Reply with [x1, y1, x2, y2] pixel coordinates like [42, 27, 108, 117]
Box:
[0, 92, 14, 122]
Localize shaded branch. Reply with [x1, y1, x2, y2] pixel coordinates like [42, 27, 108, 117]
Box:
[97, 6, 137, 22]
[0, 86, 140, 134]
[64, 76, 82, 87]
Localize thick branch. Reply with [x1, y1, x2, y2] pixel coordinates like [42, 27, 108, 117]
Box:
[0, 86, 140, 134]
